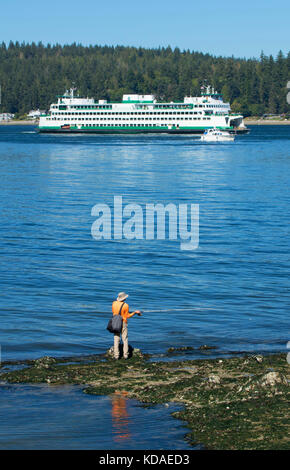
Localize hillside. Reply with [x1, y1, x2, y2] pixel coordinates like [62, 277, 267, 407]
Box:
[0, 42, 289, 116]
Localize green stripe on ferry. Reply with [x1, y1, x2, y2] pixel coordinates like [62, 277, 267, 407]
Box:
[39, 125, 232, 131]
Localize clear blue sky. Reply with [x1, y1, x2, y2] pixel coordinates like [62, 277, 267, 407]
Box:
[1, 0, 289, 58]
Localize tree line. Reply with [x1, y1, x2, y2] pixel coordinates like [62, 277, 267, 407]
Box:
[0, 41, 289, 116]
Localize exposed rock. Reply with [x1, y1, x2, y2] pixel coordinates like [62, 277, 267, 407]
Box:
[253, 355, 263, 363]
[105, 345, 145, 359]
[260, 372, 288, 387]
[208, 374, 221, 385]
[238, 371, 288, 393]
[199, 345, 217, 351]
[34, 356, 57, 369]
[167, 346, 195, 353]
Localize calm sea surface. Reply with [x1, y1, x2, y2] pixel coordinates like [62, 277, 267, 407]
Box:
[0, 384, 193, 450]
[0, 125, 289, 360]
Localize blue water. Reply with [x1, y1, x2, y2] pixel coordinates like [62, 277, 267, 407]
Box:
[0, 384, 193, 449]
[0, 125, 289, 361]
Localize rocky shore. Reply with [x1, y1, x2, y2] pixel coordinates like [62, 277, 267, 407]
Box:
[1, 349, 289, 450]
[0, 121, 37, 125]
[245, 119, 290, 125]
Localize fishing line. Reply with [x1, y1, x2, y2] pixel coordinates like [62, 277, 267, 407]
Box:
[142, 307, 218, 313]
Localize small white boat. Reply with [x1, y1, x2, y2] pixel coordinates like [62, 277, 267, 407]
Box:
[200, 128, 235, 142]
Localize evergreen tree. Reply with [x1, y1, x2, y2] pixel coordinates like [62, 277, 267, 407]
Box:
[0, 42, 289, 116]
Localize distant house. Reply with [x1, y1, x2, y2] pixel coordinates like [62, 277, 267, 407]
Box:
[0, 113, 14, 121]
[27, 109, 45, 119]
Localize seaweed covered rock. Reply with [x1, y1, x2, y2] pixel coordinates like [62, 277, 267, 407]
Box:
[260, 371, 288, 387]
[167, 346, 195, 354]
[34, 356, 57, 369]
[105, 345, 145, 359]
[1, 351, 289, 449]
[208, 374, 221, 385]
[238, 371, 288, 394]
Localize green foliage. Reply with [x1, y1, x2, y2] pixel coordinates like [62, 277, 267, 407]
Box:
[0, 42, 289, 116]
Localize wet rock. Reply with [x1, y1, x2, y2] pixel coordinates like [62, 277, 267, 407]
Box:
[34, 356, 57, 369]
[199, 345, 217, 351]
[105, 347, 116, 358]
[132, 348, 147, 358]
[167, 346, 195, 354]
[105, 345, 145, 359]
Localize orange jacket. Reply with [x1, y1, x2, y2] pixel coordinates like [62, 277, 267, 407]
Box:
[112, 301, 134, 324]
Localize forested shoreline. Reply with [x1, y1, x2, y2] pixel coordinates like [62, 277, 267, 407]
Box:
[0, 42, 289, 116]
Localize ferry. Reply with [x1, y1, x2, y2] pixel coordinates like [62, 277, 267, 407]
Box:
[38, 85, 249, 134]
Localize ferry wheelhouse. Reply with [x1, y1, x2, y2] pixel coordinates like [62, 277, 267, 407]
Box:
[38, 86, 248, 134]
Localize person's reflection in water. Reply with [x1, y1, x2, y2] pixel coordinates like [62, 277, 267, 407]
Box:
[111, 391, 131, 442]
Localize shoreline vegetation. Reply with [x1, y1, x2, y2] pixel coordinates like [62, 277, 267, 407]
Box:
[1, 349, 289, 450]
[244, 118, 290, 125]
[0, 43, 289, 118]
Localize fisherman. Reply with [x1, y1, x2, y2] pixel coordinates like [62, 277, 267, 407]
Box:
[112, 292, 141, 360]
